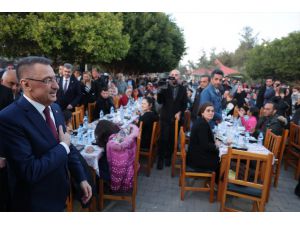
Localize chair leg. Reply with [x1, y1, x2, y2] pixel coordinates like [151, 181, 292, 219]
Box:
[258, 201, 265, 212]
[209, 173, 215, 203]
[296, 159, 300, 180]
[220, 191, 226, 212]
[274, 163, 280, 187]
[147, 155, 151, 177]
[99, 179, 104, 211]
[132, 195, 136, 212]
[66, 196, 73, 212]
[171, 153, 176, 177]
[180, 174, 185, 200]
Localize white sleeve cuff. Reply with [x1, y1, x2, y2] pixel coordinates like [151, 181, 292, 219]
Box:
[60, 142, 70, 154]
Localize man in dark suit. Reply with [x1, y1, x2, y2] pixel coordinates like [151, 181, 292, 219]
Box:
[156, 69, 187, 169]
[0, 56, 92, 211]
[56, 63, 82, 111]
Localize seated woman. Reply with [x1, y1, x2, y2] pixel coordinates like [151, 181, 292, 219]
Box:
[238, 106, 259, 133]
[94, 120, 139, 192]
[119, 88, 133, 107]
[186, 103, 220, 173]
[136, 97, 159, 149]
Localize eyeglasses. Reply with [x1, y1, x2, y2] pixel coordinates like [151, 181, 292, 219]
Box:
[25, 77, 57, 85]
[171, 74, 179, 76]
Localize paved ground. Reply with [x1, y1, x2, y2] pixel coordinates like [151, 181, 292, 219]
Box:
[96, 162, 300, 212]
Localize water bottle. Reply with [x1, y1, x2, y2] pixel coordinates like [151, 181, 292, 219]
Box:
[234, 133, 239, 146]
[120, 106, 124, 120]
[83, 115, 88, 129]
[77, 125, 83, 144]
[110, 106, 114, 115]
[258, 132, 264, 145]
[99, 110, 104, 120]
[245, 131, 250, 144]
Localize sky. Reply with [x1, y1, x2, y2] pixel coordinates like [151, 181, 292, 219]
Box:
[170, 12, 300, 65]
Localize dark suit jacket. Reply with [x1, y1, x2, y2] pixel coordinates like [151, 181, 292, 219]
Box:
[186, 117, 220, 170]
[0, 96, 86, 211]
[56, 75, 82, 110]
[157, 84, 187, 123]
[0, 84, 14, 111]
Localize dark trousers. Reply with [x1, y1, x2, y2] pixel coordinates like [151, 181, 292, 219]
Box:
[158, 120, 176, 161]
[0, 167, 10, 211]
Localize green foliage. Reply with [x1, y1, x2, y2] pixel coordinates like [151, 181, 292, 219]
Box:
[232, 26, 259, 70]
[103, 12, 186, 74]
[0, 13, 130, 65]
[245, 31, 300, 82]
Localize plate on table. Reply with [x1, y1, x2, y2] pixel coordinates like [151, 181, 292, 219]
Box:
[84, 145, 96, 154]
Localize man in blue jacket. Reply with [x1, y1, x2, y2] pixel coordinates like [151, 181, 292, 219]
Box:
[0, 56, 92, 211]
[200, 69, 224, 127]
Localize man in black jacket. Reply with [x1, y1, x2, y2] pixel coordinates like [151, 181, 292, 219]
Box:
[93, 87, 115, 119]
[156, 69, 187, 170]
[191, 75, 210, 122]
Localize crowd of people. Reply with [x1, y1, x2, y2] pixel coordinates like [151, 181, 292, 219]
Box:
[1, 56, 300, 211]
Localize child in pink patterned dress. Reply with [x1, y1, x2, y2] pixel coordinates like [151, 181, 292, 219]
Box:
[239, 106, 259, 134]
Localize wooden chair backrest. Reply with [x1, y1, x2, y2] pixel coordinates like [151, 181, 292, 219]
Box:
[88, 102, 96, 123]
[113, 95, 120, 109]
[180, 126, 186, 160]
[174, 118, 179, 153]
[133, 130, 141, 194]
[289, 122, 300, 149]
[278, 129, 289, 163]
[71, 111, 81, 129]
[264, 129, 282, 158]
[184, 111, 191, 132]
[149, 122, 158, 151]
[75, 104, 85, 124]
[225, 147, 273, 195]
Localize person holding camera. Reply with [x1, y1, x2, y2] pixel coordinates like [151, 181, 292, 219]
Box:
[156, 69, 187, 170]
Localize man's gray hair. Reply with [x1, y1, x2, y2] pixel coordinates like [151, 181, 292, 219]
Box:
[64, 63, 73, 71]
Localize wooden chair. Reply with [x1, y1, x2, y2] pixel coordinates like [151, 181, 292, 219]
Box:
[171, 119, 181, 177]
[87, 102, 96, 123]
[71, 111, 81, 129]
[284, 122, 300, 179]
[99, 133, 141, 211]
[264, 129, 283, 159]
[220, 148, 273, 212]
[263, 129, 282, 200]
[183, 110, 191, 132]
[273, 129, 289, 187]
[179, 127, 215, 202]
[113, 95, 120, 109]
[75, 104, 85, 124]
[139, 121, 159, 177]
